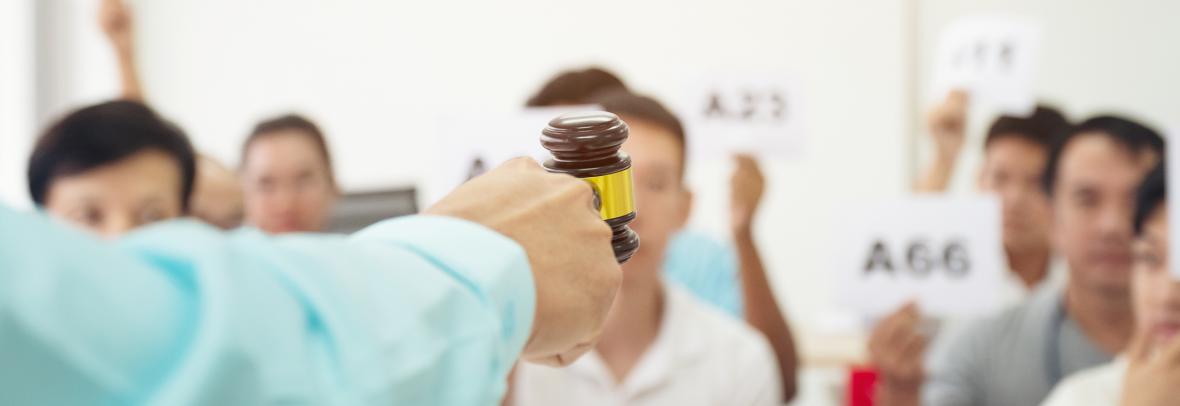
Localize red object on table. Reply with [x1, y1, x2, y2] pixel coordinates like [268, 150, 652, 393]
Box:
[847, 366, 879, 406]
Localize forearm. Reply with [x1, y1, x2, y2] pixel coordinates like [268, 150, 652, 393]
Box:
[913, 154, 957, 193]
[0, 207, 535, 404]
[113, 44, 144, 101]
[734, 227, 799, 402]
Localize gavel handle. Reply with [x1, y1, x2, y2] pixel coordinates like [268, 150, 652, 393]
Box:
[606, 213, 639, 264]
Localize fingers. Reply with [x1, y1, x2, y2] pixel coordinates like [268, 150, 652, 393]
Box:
[507, 156, 600, 220]
[99, 0, 130, 29]
[927, 90, 968, 142]
[734, 154, 757, 172]
[870, 305, 909, 352]
[883, 303, 921, 349]
[472, 157, 542, 187]
[870, 309, 927, 388]
[729, 154, 765, 222]
[559, 176, 601, 219]
[898, 300, 919, 315]
[945, 89, 969, 108]
[872, 333, 925, 384]
[731, 154, 764, 183]
[898, 331, 928, 373]
[494, 157, 600, 219]
[504, 156, 542, 170]
[99, 0, 116, 28]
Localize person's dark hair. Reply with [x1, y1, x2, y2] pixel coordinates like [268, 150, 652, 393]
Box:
[242, 114, 336, 185]
[1134, 162, 1166, 236]
[1042, 115, 1165, 196]
[984, 105, 1070, 150]
[585, 88, 688, 176]
[27, 100, 197, 210]
[526, 67, 628, 107]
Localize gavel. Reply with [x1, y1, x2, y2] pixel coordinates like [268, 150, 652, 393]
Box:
[540, 111, 640, 263]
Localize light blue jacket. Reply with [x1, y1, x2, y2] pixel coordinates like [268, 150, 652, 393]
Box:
[0, 206, 534, 405]
[663, 230, 742, 317]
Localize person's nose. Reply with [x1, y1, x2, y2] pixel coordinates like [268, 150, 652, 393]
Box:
[271, 183, 300, 214]
[1095, 201, 1133, 242]
[101, 214, 136, 239]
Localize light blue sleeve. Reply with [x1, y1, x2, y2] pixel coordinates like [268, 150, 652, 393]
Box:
[661, 230, 743, 317]
[0, 206, 534, 406]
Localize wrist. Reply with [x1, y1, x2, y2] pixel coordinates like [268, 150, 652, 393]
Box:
[932, 151, 958, 168]
[733, 223, 754, 240]
[875, 384, 922, 406]
[110, 38, 134, 56]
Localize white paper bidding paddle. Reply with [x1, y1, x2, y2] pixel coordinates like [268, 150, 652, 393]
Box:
[1167, 127, 1180, 279]
[833, 196, 1007, 319]
[675, 72, 806, 162]
[422, 106, 597, 208]
[931, 16, 1042, 116]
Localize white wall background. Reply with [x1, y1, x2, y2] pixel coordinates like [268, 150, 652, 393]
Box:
[0, 0, 36, 209]
[1, 0, 120, 209]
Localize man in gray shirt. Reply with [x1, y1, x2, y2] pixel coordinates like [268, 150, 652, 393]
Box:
[920, 116, 1164, 406]
[924, 281, 1110, 405]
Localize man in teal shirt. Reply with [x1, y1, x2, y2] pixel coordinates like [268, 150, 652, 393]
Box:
[0, 159, 622, 405]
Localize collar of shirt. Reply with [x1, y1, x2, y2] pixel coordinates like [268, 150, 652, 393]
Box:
[1041, 356, 1128, 406]
[999, 256, 1069, 308]
[564, 284, 708, 398]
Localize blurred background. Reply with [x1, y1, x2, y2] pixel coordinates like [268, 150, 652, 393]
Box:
[1, 0, 1177, 403]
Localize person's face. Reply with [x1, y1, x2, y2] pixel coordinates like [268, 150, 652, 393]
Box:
[619, 117, 691, 279]
[241, 131, 337, 234]
[1131, 206, 1180, 349]
[978, 136, 1052, 254]
[44, 149, 184, 239]
[1053, 133, 1157, 296]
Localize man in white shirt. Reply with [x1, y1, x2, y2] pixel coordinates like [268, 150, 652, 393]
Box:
[1042, 164, 1180, 406]
[511, 90, 781, 406]
[514, 284, 780, 406]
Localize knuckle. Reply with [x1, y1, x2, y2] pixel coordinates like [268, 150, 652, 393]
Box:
[507, 157, 541, 171]
[590, 219, 612, 237]
[558, 177, 597, 205]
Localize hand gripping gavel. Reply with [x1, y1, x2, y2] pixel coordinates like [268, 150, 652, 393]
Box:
[540, 111, 640, 263]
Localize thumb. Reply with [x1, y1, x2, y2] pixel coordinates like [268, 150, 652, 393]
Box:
[900, 299, 920, 316]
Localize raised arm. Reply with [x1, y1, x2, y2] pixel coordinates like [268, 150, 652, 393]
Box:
[99, 0, 144, 101]
[730, 154, 799, 401]
[913, 90, 969, 193]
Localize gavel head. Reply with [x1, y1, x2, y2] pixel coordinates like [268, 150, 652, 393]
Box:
[541, 111, 640, 263]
